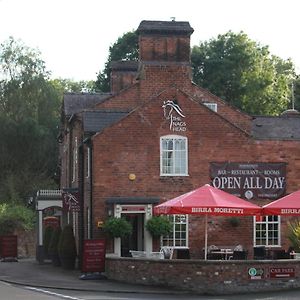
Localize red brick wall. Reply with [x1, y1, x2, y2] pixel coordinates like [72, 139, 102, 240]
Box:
[60, 20, 300, 256]
[91, 81, 300, 251]
[106, 257, 300, 295]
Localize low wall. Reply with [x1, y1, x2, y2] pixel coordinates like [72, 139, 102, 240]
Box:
[105, 257, 300, 295]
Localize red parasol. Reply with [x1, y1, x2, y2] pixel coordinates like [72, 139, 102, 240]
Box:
[154, 184, 262, 259]
[262, 189, 300, 216]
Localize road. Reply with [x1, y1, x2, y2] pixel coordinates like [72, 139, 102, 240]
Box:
[2, 281, 300, 300]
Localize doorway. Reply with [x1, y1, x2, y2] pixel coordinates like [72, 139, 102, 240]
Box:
[121, 214, 144, 257]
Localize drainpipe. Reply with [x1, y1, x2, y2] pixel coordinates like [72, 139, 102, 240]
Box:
[78, 143, 84, 269]
[83, 137, 93, 239]
[89, 140, 93, 239]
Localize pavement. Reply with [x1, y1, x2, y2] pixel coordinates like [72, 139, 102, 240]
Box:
[0, 258, 179, 295]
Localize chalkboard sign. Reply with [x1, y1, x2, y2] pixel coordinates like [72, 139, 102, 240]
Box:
[82, 239, 106, 273]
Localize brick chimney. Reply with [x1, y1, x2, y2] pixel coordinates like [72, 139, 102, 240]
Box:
[136, 20, 194, 94]
[137, 20, 194, 63]
[110, 61, 138, 93]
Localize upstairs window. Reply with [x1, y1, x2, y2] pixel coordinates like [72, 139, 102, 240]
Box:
[203, 102, 217, 112]
[160, 135, 188, 176]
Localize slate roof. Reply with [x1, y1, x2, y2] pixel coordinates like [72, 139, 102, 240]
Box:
[252, 113, 300, 140]
[63, 93, 111, 116]
[82, 110, 130, 134]
[137, 20, 194, 35]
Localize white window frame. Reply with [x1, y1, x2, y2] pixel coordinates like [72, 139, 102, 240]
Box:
[162, 215, 189, 248]
[203, 102, 218, 112]
[160, 135, 188, 176]
[72, 137, 78, 183]
[254, 215, 281, 247]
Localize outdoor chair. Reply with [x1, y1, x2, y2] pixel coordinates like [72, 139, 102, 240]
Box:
[272, 249, 290, 259]
[232, 250, 248, 260]
[176, 248, 190, 259]
[160, 246, 174, 259]
[253, 246, 266, 259]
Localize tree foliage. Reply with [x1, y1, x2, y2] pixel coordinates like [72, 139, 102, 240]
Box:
[191, 31, 296, 115]
[0, 203, 36, 235]
[95, 30, 138, 92]
[96, 29, 299, 115]
[0, 37, 61, 203]
[294, 75, 300, 111]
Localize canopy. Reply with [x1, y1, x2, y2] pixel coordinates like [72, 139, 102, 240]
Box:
[154, 184, 262, 259]
[154, 184, 261, 216]
[262, 189, 300, 216]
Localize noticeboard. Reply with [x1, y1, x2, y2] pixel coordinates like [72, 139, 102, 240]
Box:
[82, 239, 106, 273]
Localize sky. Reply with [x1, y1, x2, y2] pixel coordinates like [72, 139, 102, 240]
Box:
[1, 0, 299, 81]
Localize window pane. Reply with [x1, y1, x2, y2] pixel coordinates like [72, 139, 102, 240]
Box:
[161, 136, 187, 176]
[162, 214, 188, 248]
[255, 215, 280, 246]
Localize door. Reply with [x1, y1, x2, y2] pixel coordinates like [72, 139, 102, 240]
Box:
[121, 214, 144, 257]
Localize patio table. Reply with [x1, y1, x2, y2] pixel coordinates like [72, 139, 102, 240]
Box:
[210, 248, 233, 260]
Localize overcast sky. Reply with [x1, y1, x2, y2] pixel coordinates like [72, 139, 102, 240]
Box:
[1, 0, 299, 81]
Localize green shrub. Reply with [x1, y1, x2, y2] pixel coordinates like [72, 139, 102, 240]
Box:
[103, 217, 132, 238]
[48, 226, 61, 256]
[287, 220, 300, 252]
[43, 226, 54, 257]
[146, 216, 172, 237]
[58, 225, 77, 258]
[0, 203, 35, 235]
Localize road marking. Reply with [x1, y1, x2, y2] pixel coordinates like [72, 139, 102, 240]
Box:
[25, 286, 85, 300]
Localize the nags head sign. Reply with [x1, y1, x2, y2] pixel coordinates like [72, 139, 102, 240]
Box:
[162, 100, 187, 132]
[210, 162, 286, 200]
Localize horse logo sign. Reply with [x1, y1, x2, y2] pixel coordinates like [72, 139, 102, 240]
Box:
[162, 100, 187, 132]
[62, 190, 80, 212]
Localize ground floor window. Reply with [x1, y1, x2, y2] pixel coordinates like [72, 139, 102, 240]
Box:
[254, 215, 280, 247]
[162, 215, 188, 247]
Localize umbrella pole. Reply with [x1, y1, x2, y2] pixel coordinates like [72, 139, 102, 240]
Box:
[204, 214, 208, 260]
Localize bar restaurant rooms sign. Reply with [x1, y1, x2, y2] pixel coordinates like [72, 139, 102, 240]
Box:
[210, 162, 286, 200]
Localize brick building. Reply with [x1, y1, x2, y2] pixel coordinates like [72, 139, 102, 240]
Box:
[59, 20, 300, 259]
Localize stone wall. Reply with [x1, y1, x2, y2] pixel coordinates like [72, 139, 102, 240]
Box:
[106, 257, 300, 295]
[16, 230, 36, 258]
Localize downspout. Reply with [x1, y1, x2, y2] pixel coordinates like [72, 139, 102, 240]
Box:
[89, 141, 93, 239]
[83, 137, 93, 239]
[78, 143, 84, 269]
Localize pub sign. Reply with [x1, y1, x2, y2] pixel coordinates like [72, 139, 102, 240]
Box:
[62, 188, 80, 212]
[210, 162, 286, 200]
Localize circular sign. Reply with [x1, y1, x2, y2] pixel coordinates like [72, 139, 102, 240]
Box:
[248, 267, 257, 276]
[245, 190, 253, 199]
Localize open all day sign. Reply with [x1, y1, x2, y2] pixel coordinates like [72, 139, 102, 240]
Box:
[210, 162, 286, 200]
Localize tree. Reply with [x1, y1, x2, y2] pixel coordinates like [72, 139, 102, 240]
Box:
[0, 37, 61, 203]
[95, 31, 138, 92]
[191, 31, 296, 115]
[50, 78, 96, 93]
[294, 75, 300, 111]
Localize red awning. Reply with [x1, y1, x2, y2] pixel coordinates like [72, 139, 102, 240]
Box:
[262, 189, 300, 216]
[154, 184, 261, 216]
[154, 184, 261, 260]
